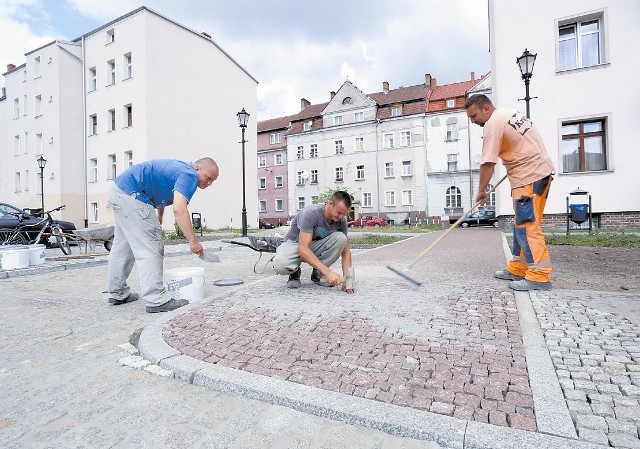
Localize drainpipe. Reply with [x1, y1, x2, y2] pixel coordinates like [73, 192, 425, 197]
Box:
[423, 114, 430, 218]
[375, 119, 381, 217]
[81, 36, 88, 228]
[467, 115, 473, 208]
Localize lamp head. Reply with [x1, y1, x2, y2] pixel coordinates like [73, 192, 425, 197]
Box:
[516, 48, 537, 79]
[36, 155, 47, 169]
[237, 108, 250, 128]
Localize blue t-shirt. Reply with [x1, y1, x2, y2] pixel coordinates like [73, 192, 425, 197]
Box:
[115, 159, 198, 207]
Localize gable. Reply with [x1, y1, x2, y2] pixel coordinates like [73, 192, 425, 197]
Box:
[322, 81, 375, 115]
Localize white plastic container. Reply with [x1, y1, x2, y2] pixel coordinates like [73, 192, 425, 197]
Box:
[165, 266, 205, 302]
[0, 246, 30, 270]
[28, 244, 46, 266]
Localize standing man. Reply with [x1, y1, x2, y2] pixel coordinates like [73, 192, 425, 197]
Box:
[465, 94, 555, 291]
[274, 191, 354, 293]
[107, 157, 219, 312]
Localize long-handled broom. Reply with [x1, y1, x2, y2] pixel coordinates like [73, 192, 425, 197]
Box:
[387, 174, 508, 285]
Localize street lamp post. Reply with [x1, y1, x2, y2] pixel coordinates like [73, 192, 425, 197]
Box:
[237, 107, 250, 237]
[36, 155, 47, 215]
[516, 48, 537, 118]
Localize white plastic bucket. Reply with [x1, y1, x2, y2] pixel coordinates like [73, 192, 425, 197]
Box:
[28, 244, 46, 266]
[0, 246, 30, 270]
[165, 267, 205, 302]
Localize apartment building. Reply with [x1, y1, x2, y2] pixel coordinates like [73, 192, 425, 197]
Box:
[1, 7, 258, 230]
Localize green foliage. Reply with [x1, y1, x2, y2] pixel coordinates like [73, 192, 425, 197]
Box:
[313, 186, 354, 204]
[174, 222, 185, 238]
[353, 234, 406, 245]
[545, 230, 640, 248]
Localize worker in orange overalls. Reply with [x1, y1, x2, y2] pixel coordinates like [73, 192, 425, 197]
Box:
[465, 94, 555, 291]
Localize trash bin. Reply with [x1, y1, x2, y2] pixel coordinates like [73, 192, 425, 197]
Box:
[191, 212, 202, 236]
[569, 204, 589, 224]
[566, 188, 592, 235]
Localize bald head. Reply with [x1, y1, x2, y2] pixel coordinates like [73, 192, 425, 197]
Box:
[194, 157, 219, 188]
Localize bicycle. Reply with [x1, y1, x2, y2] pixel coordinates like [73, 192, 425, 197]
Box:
[0, 205, 74, 255]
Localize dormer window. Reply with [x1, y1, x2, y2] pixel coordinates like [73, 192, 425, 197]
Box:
[391, 106, 402, 117]
[342, 97, 353, 105]
[303, 120, 312, 131]
[446, 99, 455, 108]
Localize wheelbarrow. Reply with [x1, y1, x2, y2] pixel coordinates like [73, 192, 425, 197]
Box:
[222, 235, 284, 273]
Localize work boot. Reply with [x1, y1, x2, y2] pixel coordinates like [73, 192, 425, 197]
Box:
[311, 269, 331, 287]
[146, 298, 189, 313]
[286, 267, 301, 289]
[494, 270, 524, 281]
[108, 293, 140, 305]
[509, 279, 552, 291]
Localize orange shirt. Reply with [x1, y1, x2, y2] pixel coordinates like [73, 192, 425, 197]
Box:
[481, 108, 555, 188]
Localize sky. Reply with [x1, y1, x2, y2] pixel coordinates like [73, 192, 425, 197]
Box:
[1, 0, 491, 121]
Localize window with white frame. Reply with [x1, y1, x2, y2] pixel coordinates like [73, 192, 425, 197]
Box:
[356, 165, 365, 180]
[297, 196, 305, 210]
[23, 131, 28, 153]
[34, 94, 42, 116]
[334, 140, 343, 155]
[89, 114, 97, 135]
[354, 111, 364, 122]
[124, 150, 133, 167]
[275, 175, 283, 188]
[391, 106, 402, 117]
[446, 186, 462, 208]
[335, 167, 344, 182]
[90, 158, 98, 182]
[108, 154, 117, 179]
[107, 59, 116, 85]
[34, 56, 40, 77]
[259, 177, 266, 189]
[24, 169, 29, 191]
[124, 104, 132, 127]
[258, 156, 266, 167]
[362, 192, 372, 207]
[13, 98, 19, 118]
[355, 136, 364, 152]
[446, 99, 455, 108]
[384, 133, 394, 148]
[303, 121, 312, 131]
[269, 133, 281, 144]
[90, 202, 99, 223]
[485, 184, 496, 207]
[402, 189, 413, 206]
[106, 29, 115, 44]
[89, 67, 97, 91]
[385, 162, 395, 178]
[259, 200, 267, 212]
[108, 109, 116, 131]
[401, 131, 412, 147]
[558, 15, 603, 71]
[446, 118, 459, 141]
[447, 154, 458, 172]
[401, 160, 412, 176]
[561, 118, 607, 172]
[14, 135, 20, 155]
[311, 195, 318, 204]
[275, 199, 284, 212]
[123, 52, 132, 79]
[23, 94, 27, 115]
[296, 146, 304, 159]
[15, 172, 21, 192]
[310, 169, 318, 184]
[310, 144, 318, 158]
[296, 171, 305, 185]
[385, 191, 396, 206]
[334, 115, 343, 126]
[275, 153, 283, 165]
[35, 133, 43, 155]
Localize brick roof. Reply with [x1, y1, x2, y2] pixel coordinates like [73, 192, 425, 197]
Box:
[369, 84, 430, 106]
[429, 73, 489, 101]
[257, 114, 294, 133]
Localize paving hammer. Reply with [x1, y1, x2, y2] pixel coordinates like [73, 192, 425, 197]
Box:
[387, 174, 508, 286]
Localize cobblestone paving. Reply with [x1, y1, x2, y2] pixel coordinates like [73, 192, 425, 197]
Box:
[532, 290, 640, 448]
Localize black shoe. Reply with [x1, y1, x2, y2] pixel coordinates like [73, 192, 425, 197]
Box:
[146, 298, 189, 313]
[287, 267, 301, 289]
[311, 269, 331, 287]
[108, 293, 140, 305]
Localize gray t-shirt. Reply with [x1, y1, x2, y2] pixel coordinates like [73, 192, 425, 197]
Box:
[285, 204, 348, 242]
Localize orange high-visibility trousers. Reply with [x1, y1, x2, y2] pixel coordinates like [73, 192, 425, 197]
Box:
[507, 175, 553, 282]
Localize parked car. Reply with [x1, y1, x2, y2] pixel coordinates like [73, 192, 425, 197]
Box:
[0, 202, 77, 243]
[258, 218, 275, 229]
[459, 210, 499, 228]
[347, 215, 388, 227]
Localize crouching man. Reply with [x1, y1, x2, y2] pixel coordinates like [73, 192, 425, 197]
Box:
[274, 191, 354, 293]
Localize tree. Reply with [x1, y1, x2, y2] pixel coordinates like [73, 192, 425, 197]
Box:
[312, 186, 354, 204]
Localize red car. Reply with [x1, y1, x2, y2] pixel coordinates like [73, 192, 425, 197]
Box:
[347, 215, 388, 227]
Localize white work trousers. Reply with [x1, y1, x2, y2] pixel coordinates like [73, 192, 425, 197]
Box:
[273, 232, 347, 275]
[107, 185, 170, 307]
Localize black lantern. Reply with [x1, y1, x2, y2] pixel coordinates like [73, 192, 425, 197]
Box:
[237, 108, 250, 237]
[36, 155, 47, 215]
[516, 48, 537, 118]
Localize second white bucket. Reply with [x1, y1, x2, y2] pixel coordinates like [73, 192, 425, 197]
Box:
[165, 266, 205, 302]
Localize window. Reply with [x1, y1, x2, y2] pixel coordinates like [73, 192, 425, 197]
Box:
[90, 159, 98, 182]
[355, 137, 364, 152]
[14, 135, 20, 155]
[34, 56, 40, 77]
[354, 111, 364, 122]
[446, 186, 462, 208]
[342, 97, 352, 105]
[561, 119, 607, 172]
[123, 52, 132, 79]
[275, 199, 284, 212]
[385, 191, 396, 207]
[124, 150, 133, 167]
[124, 104, 132, 127]
[310, 144, 318, 158]
[558, 17, 602, 71]
[356, 165, 365, 180]
[13, 98, 19, 118]
[402, 190, 413, 206]
[391, 106, 402, 117]
[275, 153, 283, 165]
[23, 131, 28, 153]
[35, 133, 43, 155]
[23, 94, 27, 115]
[362, 192, 372, 207]
[258, 156, 266, 167]
[108, 154, 117, 180]
[275, 176, 283, 188]
[22, 69, 26, 82]
[335, 140, 344, 155]
[335, 167, 344, 182]
[90, 202, 99, 223]
[485, 184, 496, 207]
[259, 200, 267, 212]
[259, 178, 267, 189]
[402, 160, 412, 176]
[15, 172, 21, 193]
[401, 131, 412, 147]
[446, 99, 455, 108]
[385, 162, 395, 178]
[34, 94, 42, 116]
[447, 154, 458, 172]
[296, 171, 305, 185]
[24, 170, 29, 191]
[296, 146, 304, 159]
[311, 195, 318, 204]
[107, 59, 116, 85]
[334, 115, 343, 126]
[90, 114, 98, 135]
[310, 170, 318, 184]
[303, 121, 312, 131]
[297, 196, 305, 210]
[89, 67, 97, 91]
[108, 109, 116, 131]
[269, 133, 281, 144]
[384, 133, 394, 148]
[446, 120, 459, 141]
[106, 29, 115, 44]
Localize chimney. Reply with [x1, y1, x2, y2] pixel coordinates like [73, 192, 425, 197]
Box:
[382, 81, 389, 94]
[7, 63, 16, 72]
[330, 91, 336, 99]
[470, 71, 475, 82]
[301, 98, 311, 110]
